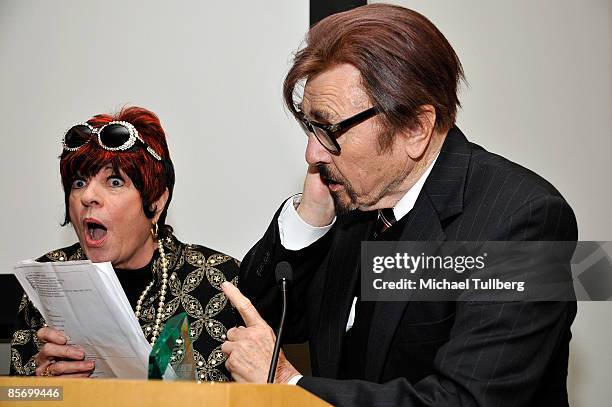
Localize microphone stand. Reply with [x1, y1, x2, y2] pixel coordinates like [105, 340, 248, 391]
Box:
[267, 278, 288, 383]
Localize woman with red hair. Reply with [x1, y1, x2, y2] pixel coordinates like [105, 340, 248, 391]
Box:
[10, 106, 238, 381]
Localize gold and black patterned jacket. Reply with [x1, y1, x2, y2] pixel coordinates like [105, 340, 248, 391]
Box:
[10, 234, 239, 381]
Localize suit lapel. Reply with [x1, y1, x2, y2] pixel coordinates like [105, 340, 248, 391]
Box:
[315, 211, 375, 378]
[364, 127, 472, 381]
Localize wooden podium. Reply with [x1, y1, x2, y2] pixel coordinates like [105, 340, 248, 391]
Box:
[0, 376, 330, 406]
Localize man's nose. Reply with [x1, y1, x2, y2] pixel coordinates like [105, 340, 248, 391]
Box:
[305, 134, 333, 166]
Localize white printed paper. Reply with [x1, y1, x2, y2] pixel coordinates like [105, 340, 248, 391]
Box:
[14, 260, 152, 379]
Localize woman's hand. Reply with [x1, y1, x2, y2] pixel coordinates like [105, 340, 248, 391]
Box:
[34, 327, 95, 378]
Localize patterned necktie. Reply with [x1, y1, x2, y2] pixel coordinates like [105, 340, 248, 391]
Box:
[372, 208, 396, 239]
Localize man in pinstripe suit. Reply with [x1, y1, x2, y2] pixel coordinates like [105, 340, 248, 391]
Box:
[221, 4, 577, 406]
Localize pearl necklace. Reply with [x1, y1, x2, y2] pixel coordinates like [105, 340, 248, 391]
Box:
[135, 238, 169, 345]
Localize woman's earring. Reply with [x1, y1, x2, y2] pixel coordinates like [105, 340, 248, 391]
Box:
[150, 222, 159, 239]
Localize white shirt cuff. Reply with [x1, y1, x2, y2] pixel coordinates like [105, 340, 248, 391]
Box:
[287, 374, 303, 385]
[277, 194, 335, 250]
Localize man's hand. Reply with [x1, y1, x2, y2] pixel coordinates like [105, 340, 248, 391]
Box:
[297, 165, 336, 227]
[221, 282, 300, 383]
[34, 327, 95, 377]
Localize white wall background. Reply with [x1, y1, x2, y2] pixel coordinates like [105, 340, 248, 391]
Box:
[0, 0, 309, 264]
[1, 0, 610, 405]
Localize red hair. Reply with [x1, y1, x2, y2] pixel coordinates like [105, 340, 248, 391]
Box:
[60, 106, 175, 236]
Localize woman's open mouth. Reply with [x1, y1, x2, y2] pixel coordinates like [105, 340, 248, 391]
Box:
[83, 218, 108, 247]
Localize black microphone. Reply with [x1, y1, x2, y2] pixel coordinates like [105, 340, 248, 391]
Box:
[267, 261, 293, 383]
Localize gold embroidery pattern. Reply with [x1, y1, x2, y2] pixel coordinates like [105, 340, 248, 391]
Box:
[140, 239, 235, 382]
[45, 250, 68, 262]
[10, 238, 237, 382]
[190, 318, 205, 340]
[192, 346, 229, 382]
[69, 248, 86, 261]
[204, 292, 228, 319]
[18, 294, 28, 313]
[183, 268, 206, 293]
[10, 348, 36, 376]
[11, 330, 30, 346]
[205, 266, 226, 290]
[185, 247, 206, 268]
[207, 253, 232, 267]
[205, 319, 228, 342]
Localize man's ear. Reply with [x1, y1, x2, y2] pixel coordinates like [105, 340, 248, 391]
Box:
[400, 105, 437, 159]
[151, 188, 170, 223]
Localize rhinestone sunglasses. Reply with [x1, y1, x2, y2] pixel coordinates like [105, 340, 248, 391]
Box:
[62, 121, 162, 161]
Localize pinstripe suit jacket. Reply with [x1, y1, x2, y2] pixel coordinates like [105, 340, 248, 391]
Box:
[239, 127, 577, 406]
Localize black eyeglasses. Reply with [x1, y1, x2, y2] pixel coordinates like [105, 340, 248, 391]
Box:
[62, 121, 163, 161]
[296, 107, 379, 154]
